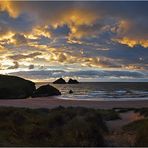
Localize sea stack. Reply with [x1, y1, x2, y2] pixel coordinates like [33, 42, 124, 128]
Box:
[69, 90, 73, 94]
[32, 84, 61, 97]
[53, 78, 66, 84]
[68, 78, 79, 84]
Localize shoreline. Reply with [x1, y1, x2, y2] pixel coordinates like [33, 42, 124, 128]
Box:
[0, 97, 148, 109]
[58, 96, 148, 101]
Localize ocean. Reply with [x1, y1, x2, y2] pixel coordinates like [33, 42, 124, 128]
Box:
[36, 82, 148, 101]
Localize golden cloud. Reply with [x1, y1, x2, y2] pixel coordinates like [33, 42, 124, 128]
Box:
[2, 2, 101, 46]
[113, 37, 148, 48]
[122, 64, 144, 70]
[0, 1, 19, 17]
[0, 1, 98, 26]
[112, 19, 148, 48]
[62, 8, 98, 26]
[0, 31, 14, 40]
[0, 45, 4, 52]
[48, 51, 119, 69]
[26, 26, 51, 39]
[0, 31, 15, 47]
[115, 20, 132, 35]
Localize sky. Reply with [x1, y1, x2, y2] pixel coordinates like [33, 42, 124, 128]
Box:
[0, 1, 148, 82]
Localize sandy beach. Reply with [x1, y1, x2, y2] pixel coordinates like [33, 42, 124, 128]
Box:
[0, 97, 148, 109]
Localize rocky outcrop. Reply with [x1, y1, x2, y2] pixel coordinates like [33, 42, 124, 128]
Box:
[67, 78, 79, 84]
[53, 78, 66, 84]
[53, 78, 79, 84]
[32, 84, 61, 97]
[69, 90, 73, 94]
[0, 75, 35, 99]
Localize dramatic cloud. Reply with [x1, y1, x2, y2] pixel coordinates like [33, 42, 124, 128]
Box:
[0, 1, 147, 81]
[12, 33, 27, 45]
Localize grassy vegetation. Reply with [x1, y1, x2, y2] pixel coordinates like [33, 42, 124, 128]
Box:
[0, 106, 119, 146]
[123, 108, 148, 146]
[123, 119, 148, 147]
[96, 109, 120, 120]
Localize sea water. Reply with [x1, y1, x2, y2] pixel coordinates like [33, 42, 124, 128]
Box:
[36, 82, 148, 101]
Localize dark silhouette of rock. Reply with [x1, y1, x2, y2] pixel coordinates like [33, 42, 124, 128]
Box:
[53, 78, 66, 84]
[69, 90, 73, 94]
[32, 84, 61, 97]
[0, 75, 35, 99]
[68, 78, 79, 84]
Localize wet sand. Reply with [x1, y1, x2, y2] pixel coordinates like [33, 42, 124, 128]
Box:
[0, 97, 148, 109]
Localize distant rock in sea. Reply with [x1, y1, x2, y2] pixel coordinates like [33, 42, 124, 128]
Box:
[68, 78, 79, 84]
[0, 75, 35, 99]
[69, 90, 73, 94]
[53, 78, 66, 84]
[32, 84, 61, 97]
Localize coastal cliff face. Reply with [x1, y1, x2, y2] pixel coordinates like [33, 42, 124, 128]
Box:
[0, 75, 36, 99]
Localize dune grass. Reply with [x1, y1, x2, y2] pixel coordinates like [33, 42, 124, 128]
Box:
[0, 106, 119, 146]
[123, 119, 148, 146]
[123, 108, 148, 146]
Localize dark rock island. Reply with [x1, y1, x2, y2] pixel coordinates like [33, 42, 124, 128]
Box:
[32, 84, 61, 97]
[0, 75, 61, 99]
[0, 75, 35, 99]
[53, 78, 66, 84]
[68, 78, 79, 84]
[53, 78, 79, 84]
[69, 90, 73, 94]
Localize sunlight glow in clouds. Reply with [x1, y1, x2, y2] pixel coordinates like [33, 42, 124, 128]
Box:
[0, 1, 19, 18]
[114, 37, 148, 48]
[0, 1, 147, 81]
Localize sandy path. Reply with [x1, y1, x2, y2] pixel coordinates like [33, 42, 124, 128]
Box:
[0, 97, 148, 109]
[107, 111, 144, 131]
[105, 111, 144, 146]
